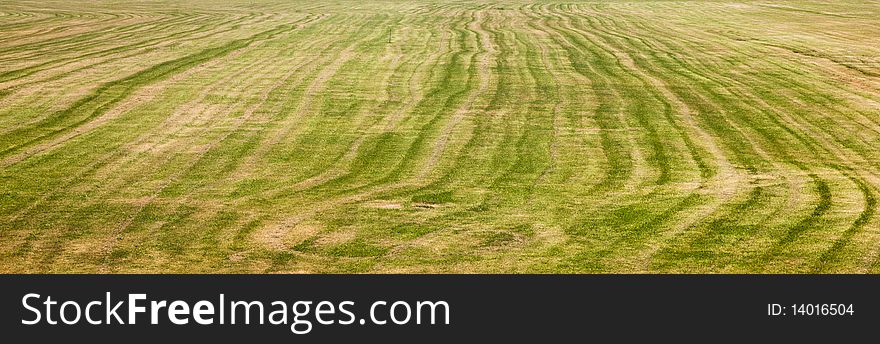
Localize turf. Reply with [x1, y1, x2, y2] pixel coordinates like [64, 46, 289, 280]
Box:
[1, 0, 879, 273]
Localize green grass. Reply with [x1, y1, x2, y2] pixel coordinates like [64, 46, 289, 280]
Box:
[1, 0, 879, 273]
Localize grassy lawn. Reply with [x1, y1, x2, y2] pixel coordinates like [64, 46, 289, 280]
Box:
[1, 0, 879, 273]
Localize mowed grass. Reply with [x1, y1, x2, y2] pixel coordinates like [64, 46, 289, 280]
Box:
[1, 0, 879, 273]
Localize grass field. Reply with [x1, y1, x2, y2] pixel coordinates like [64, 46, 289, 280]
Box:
[1, 1, 879, 273]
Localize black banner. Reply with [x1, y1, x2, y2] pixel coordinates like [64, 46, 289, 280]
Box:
[1, 275, 875, 341]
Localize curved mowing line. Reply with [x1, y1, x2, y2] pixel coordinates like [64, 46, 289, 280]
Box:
[610, 23, 856, 271]
[78, 14, 367, 263]
[253, 5, 495, 269]
[4, 1, 880, 272]
[572, 14, 674, 186]
[14, 38, 289, 268]
[273, 7, 485, 201]
[397, 11, 502, 197]
[559, 9, 749, 268]
[0, 10, 264, 93]
[763, 174, 832, 254]
[0, 14, 211, 83]
[606, 13, 875, 262]
[251, 12, 452, 203]
[544, 9, 689, 189]
[487, 18, 555, 201]
[403, 9, 515, 201]
[813, 172, 876, 272]
[0, 12, 195, 61]
[0, 23, 299, 166]
[580, 18, 719, 181]
[0, 14, 329, 268]
[572, 2, 872, 272]
[98, 47, 321, 269]
[623, 13, 880, 202]
[537, 11, 632, 195]
[1, 38, 283, 225]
